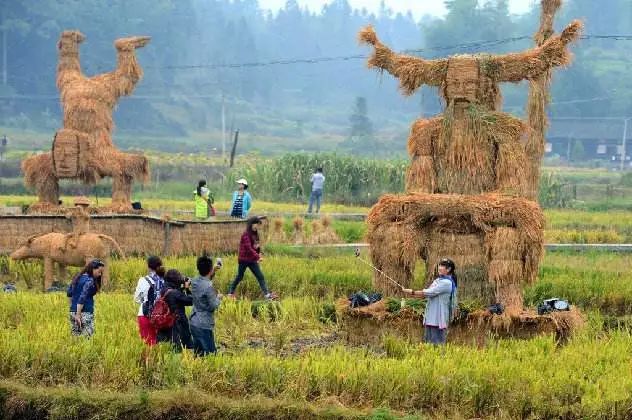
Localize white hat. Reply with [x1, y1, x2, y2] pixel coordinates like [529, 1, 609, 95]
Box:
[236, 178, 248, 186]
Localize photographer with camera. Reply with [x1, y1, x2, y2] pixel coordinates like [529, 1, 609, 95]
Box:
[156, 269, 193, 351]
[189, 255, 223, 356]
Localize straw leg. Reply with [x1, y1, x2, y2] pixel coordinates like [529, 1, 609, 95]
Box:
[111, 173, 133, 212]
[43, 257, 54, 291]
[58, 263, 67, 284]
[22, 153, 60, 207]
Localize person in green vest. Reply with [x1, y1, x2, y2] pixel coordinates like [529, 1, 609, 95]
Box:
[193, 180, 214, 219]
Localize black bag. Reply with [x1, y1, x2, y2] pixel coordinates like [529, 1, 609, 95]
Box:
[349, 291, 382, 308]
[141, 277, 156, 317]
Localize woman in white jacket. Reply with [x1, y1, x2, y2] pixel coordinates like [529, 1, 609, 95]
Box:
[402, 258, 457, 345]
[133, 256, 165, 345]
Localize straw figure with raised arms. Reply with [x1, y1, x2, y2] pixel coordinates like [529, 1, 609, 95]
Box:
[361, 0, 582, 314]
[22, 31, 151, 213]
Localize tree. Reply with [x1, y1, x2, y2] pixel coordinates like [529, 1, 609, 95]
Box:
[349, 97, 373, 137]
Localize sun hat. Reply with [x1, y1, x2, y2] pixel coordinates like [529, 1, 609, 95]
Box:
[236, 178, 248, 186]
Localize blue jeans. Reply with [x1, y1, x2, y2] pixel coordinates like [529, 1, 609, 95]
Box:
[228, 262, 269, 295]
[308, 189, 323, 213]
[190, 325, 217, 356]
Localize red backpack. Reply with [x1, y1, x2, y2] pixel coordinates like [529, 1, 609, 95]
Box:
[150, 289, 176, 330]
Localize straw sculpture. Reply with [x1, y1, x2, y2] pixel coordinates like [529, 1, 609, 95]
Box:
[10, 231, 124, 290]
[360, 1, 581, 314]
[22, 30, 151, 213]
[359, 10, 581, 196]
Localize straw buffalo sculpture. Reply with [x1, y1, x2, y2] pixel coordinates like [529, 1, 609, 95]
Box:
[10, 232, 124, 291]
[362, 0, 582, 313]
[22, 31, 151, 213]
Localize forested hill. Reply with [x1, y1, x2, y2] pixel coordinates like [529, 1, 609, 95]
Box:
[1, 0, 630, 155]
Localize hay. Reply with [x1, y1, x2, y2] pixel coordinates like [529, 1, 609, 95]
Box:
[489, 20, 582, 83]
[358, 25, 447, 95]
[454, 307, 585, 344]
[367, 193, 545, 305]
[267, 218, 287, 244]
[405, 155, 435, 193]
[22, 31, 151, 211]
[368, 193, 545, 243]
[309, 216, 341, 245]
[524, 0, 565, 200]
[291, 217, 304, 244]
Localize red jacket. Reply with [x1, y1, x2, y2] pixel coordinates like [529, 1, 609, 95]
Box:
[238, 231, 260, 263]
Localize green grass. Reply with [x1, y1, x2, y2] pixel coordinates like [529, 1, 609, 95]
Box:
[2, 252, 632, 417]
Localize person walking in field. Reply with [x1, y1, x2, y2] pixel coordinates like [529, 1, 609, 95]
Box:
[133, 256, 165, 346]
[307, 167, 325, 214]
[190, 255, 222, 356]
[402, 258, 458, 345]
[194, 179, 214, 219]
[67, 259, 105, 338]
[230, 178, 252, 219]
[227, 216, 278, 300]
[157, 269, 194, 350]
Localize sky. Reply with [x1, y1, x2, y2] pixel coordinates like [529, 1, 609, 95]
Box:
[258, 0, 536, 20]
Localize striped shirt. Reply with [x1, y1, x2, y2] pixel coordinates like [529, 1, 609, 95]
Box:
[231, 194, 244, 218]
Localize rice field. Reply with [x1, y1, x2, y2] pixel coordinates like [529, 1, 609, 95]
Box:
[1, 251, 632, 418]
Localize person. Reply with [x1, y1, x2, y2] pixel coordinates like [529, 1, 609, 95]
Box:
[229, 178, 252, 219]
[133, 256, 165, 345]
[402, 258, 458, 345]
[194, 180, 214, 219]
[190, 255, 223, 356]
[67, 259, 105, 338]
[227, 216, 277, 300]
[157, 269, 194, 350]
[307, 167, 325, 214]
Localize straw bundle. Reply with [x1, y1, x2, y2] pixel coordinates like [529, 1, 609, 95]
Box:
[291, 217, 304, 244]
[309, 216, 341, 245]
[368, 193, 544, 243]
[367, 193, 544, 304]
[487, 20, 582, 83]
[358, 25, 447, 95]
[524, 0, 564, 200]
[22, 154, 59, 205]
[22, 30, 151, 211]
[267, 218, 287, 244]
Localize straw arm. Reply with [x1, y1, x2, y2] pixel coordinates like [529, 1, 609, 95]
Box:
[358, 25, 446, 94]
[491, 20, 582, 83]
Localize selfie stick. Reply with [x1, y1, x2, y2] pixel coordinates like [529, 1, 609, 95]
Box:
[354, 247, 405, 290]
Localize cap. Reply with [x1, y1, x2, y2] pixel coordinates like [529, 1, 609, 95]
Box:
[236, 178, 248, 186]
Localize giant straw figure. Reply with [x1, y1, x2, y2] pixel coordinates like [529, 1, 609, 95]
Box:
[22, 31, 151, 212]
[362, 1, 581, 313]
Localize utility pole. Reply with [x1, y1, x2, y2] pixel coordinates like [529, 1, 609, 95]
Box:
[2, 7, 7, 86]
[621, 118, 629, 171]
[221, 93, 226, 161]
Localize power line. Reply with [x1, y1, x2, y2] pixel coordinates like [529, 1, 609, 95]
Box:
[149, 34, 632, 70]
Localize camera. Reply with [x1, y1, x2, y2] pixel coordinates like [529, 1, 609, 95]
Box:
[215, 257, 223, 267]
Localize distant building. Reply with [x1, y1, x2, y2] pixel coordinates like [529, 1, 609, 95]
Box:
[546, 118, 629, 164]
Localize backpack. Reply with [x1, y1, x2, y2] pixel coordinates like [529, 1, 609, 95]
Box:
[150, 289, 176, 330]
[141, 277, 156, 318]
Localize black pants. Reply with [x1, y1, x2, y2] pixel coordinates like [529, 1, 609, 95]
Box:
[157, 317, 192, 351]
[228, 261, 269, 295]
